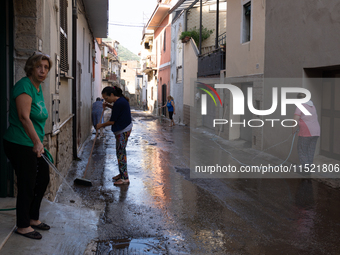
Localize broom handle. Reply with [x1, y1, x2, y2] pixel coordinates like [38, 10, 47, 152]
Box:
[83, 109, 105, 178]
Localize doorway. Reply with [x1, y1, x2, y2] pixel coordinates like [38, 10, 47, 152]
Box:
[240, 83, 252, 142]
[162, 84, 167, 116]
[77, 62, 82, 149]
[320, 70, 340, 160]
[0, 0, 14, 197]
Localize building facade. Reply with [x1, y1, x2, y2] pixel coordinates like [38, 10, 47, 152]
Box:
[145, 1, 173, 116]
[0, 0, 108, 198]
[140, 28, 157, 113]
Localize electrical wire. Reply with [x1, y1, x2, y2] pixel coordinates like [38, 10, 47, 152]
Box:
[108, 22, 169, 28]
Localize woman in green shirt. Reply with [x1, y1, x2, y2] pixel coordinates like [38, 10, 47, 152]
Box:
[3, 52, 52, 240]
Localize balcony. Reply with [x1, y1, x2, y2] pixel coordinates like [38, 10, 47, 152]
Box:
[102, 73, 117, 81]
[198, 48, 225, 77]
[142, 55, 156, 73]
[101, 58, 108, 69]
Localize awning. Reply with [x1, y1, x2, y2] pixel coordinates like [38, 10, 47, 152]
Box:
[146, 4, 171, 31]
[83, 0, 108, 37]
[169, 0, 226, 14]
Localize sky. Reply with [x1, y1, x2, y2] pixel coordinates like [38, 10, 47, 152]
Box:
[108, 0, 159, 55]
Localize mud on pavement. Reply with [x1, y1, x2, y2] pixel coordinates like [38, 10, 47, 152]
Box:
[54, 110, 340, 255]
[55, 110, 194, 254]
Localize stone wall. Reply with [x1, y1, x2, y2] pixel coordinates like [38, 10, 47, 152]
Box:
[14, 0, 43, 82]
[44, 119, 73, 201]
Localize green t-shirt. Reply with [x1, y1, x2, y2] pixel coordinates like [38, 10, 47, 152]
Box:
[3, 77, 48, 147]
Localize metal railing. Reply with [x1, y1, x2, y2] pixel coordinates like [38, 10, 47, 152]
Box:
[198, 48, 225, 77]
[218, 32, 226, 47]
[101, 58, 108, 69]
[142, 55, 156, 72]
[102, 73, 117, 81]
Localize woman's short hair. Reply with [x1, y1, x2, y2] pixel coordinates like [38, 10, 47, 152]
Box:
[24, 52, 53, 77]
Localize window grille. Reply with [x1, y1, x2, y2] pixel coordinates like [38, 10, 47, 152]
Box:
[60, 0, 69, 72]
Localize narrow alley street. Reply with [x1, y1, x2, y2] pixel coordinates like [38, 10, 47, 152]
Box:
[2, 1, 340, 254]
[53, 110, 340, 254]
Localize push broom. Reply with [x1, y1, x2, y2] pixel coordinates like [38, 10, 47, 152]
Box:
[74, 109, 105, 186]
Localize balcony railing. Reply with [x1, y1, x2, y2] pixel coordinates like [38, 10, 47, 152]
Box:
[142, 55, 156, 72]
[198, 48, 225, 77]
[102, 73, 117, 81]
[101, 58, 108, 69]
[218, 32, 226, 47]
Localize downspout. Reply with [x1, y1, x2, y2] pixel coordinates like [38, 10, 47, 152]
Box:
[215, 0, 219, 49]
[184, 10, 187, 31]
[199, 0, 202, 55]
[72, 0, 78, 158]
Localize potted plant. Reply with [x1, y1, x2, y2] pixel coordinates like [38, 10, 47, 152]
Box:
[179, 26, 214, 45]
[179, 31, 192, 43]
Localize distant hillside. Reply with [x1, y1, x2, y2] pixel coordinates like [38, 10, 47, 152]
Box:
[117, 45, 140, 62]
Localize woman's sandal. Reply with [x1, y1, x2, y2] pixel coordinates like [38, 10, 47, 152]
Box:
[114, 179, 130, 185]
[112, 174, 121, 181]
[14, 229, 42, 240]
[31, 222, 50, 230]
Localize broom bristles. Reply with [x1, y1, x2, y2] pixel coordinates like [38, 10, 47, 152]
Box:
[74, 178, 92, 186]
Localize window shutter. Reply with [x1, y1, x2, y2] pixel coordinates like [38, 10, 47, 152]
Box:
[163, 30, 166, 52]
[60, 0, 69, 72]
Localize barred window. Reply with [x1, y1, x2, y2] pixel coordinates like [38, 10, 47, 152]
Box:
[60, 0, 69, 72]
[242, 1, 251, 43]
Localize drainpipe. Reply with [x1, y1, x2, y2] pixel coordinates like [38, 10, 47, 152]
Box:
[184, 10, 187, 32]
[72, 0, 77, 158]
[215, 0, 219, 49]
[199, 0, 202, 55]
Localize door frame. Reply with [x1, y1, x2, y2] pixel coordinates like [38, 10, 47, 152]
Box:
[0, 0, 14, 197]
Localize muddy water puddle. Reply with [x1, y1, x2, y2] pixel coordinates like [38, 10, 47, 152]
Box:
[96, 237, 168, 254]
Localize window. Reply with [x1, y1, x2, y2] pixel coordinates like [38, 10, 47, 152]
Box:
[52, 94, 60, 132]
[176, 66, 182, 83]
[163, 30, 166, 52]
[242, 2, 251, 43]
[60, 0, 68, 72]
